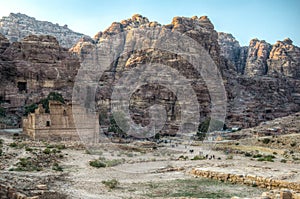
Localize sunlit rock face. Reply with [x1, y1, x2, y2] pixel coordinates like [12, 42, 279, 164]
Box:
[70, 14, 300, 132]
[0, 14, 300, 131]
[0, 13, 86, 48]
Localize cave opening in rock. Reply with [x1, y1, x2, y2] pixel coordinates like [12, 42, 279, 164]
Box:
[17, 81, 27, 92]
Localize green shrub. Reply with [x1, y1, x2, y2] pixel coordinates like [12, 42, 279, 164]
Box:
[257, 155, 275, 162]
[25, 147, 33, 152]
[24, 104, 38, 116]
[102, 179, 119, 189]
[191, 155, 205, 160]
[290, 142, 297, 147]
[179, 155, 189, 160]
[89, 158, 124, 168]
[280, 159, 287, 163]
[105, 159, 124, 167]
[46, 144, 55, 148]
[43, 148, 51, 154]
[154, 133, 160, 140]
[244, 152, 252, 157]
[262, 138, 271, 144]
[55, 144, 66, 150]
[0, 107, 5, 117]
[293, 157, 300, 161]
[24, 92, 64, 116]
[11, 157, 42, 172]
[52, 163, 63, 172]
[9, 142, 18, 147]
[89, 159, 106, 168]
[252, 154, 262, 158]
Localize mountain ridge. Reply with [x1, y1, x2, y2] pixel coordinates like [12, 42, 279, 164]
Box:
[0, 12, 87, 48]
[0, 13, 299, 131]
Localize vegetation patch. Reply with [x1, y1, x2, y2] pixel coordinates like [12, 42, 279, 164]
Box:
[89, 157, 125, 168]
[102, 179, 119, 189]
[52, 163, 64, 172]
[191, 155, 206, 160]
[139, 178, 264, 198]
[10, 157, 42, 172]
[256, 155, 276, 162]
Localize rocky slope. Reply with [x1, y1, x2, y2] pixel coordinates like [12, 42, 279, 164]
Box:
[218, 33, 300, 78]
[0, 13, 300, 132]
[70, 14, 300, 132]
[0, 13, 85, 48]
[0, 33, 80, 127]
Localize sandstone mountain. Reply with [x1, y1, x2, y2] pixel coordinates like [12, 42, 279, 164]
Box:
[218, 33, 300, 78]
[0, 13, 85, 48]
[70, 14, 300, 133]
[0, 33, 80, 127]
[0, 14, 300, 134]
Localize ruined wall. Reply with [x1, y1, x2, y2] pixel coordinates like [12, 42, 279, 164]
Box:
[23, 101, 98, 141]
[191, 168, 300, 192]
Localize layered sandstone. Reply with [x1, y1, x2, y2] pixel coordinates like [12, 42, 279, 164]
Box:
[268, 38, 300, 78]
[1, 14, 300, 131]
[0, 34, 80, 127]
[70, 14, 300, 133]
[218, 34, 300, 79]
[0, 13, 85, 48]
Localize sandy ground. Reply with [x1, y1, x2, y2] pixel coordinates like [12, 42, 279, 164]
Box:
[0, 132, 299, 199]
[55, 139, 299, 198]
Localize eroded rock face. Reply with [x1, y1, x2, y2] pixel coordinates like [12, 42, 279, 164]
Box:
[0, 34, 80, 126]
[70, 14, 300, 133]
[0, 33, 10, 54]
[218, 32, 247, 73]
[1, 14, 300, 131]
[0, 13, 85, 48]
[268, 38, 300, 78]
[244, 39, 272, 76]
[218, 35, 300, 79]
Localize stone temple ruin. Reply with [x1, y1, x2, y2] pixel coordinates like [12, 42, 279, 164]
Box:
[22, 100, 99, 141]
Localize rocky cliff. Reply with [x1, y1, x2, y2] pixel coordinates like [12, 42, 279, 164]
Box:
[268, 38, 300, 78]
[71, 14, 300, 132]
[218, 33, 300, 79]
[0, 14, 300, 132]
[0, 33, 80, 127]
[0, 13, 85, 48]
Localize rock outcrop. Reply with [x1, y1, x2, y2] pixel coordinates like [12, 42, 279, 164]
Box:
[0, 34, 80, 127]
[244, 39, 272, 76]
[0, 13, 85, 48]
[218, 35, 300, 79]
[1, 13, 300, 132]
[0, 33, 9, 54]
[268, 38, 300, 78]
[70, 14, 300, 132]
[218, 32, 246, 73]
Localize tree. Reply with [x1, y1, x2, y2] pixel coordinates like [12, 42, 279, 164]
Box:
[42, 92, 65, 113]
[0, 107, 5, 117]
[108, 111, 129, 137]
[196, 117, 225, 141]
[24, 104, 38, 116]
[23, 92, 64, 115]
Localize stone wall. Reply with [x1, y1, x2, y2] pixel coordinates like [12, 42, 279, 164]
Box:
[191, 168, 300, 192]
[0, 183, 29, 199]
[23, 101, 99, 141]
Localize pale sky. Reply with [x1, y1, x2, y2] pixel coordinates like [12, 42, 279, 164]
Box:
[0, 0, 299, 46]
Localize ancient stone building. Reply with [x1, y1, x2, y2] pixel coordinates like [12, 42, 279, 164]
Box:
[22, 101, 99, 141]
